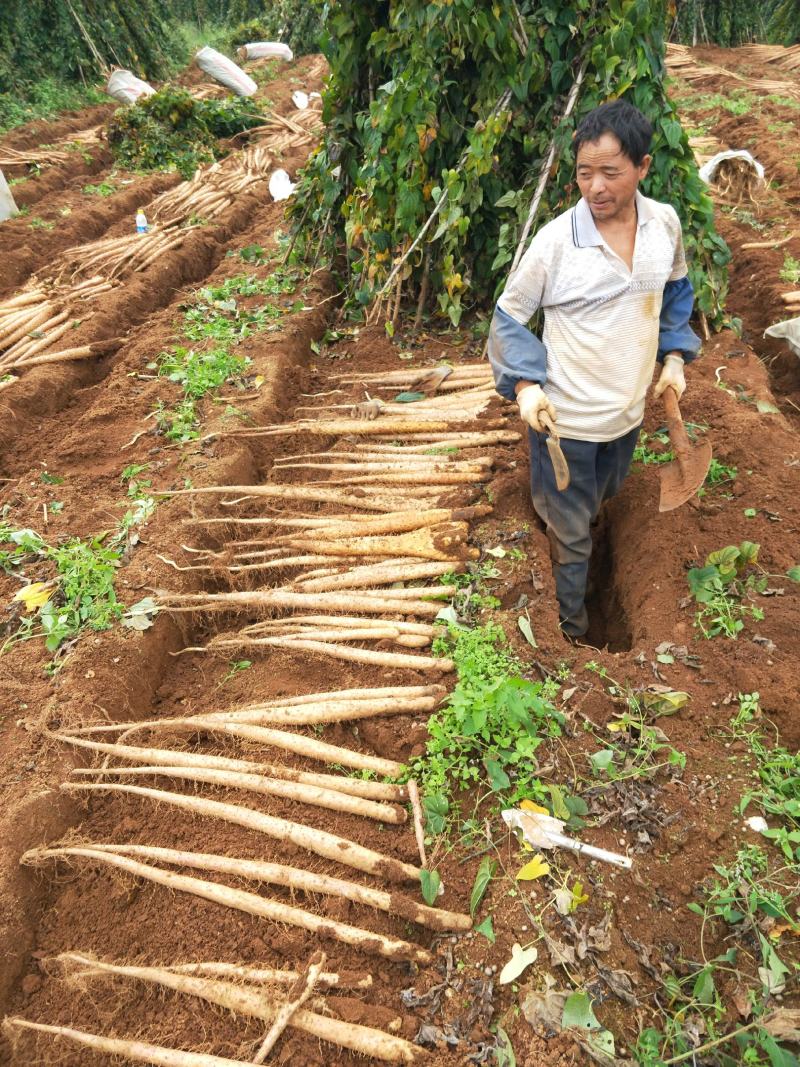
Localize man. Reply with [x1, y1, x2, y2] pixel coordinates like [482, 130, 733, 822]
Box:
[488, 99, 701, 640]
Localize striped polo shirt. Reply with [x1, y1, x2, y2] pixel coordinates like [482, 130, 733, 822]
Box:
[496, 190, 691, 442]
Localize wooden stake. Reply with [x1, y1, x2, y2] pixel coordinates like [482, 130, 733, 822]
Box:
[407, 780, 428, 868]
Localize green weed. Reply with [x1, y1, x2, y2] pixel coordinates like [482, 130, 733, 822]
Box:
[152, 397, 200, 443]
[689, 91, 756, 116]
[686, 542, 765, 639]
[0, 79, 106, 135]
[704, 458, 737, 486]
[633, 429, 674, 466]
[220, 659, 253, 684]
[731, 694, 800, 863]
[410, 623, 565, 833]
[584, 663, 686, 781]
[28, 216, 55, 230]
[233, 244, 267, 264]
[2, 525, 121, 655]
[730, 208, 767, 232]
[764, 94, 800, 111]
[157, 345, 250, 399]
[82, 180, 117, 197]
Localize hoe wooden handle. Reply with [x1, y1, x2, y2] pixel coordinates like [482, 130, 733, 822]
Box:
[663, 386, 692, 458]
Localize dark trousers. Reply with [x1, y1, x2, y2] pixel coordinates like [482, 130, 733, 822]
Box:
[528, 425, 640, 637]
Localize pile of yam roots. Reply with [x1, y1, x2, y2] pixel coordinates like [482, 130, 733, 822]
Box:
[8, 362, 521, 1064]
[0, 115, 315, 392]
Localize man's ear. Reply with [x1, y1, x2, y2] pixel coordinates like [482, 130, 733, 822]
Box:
[638, 153, 652, 180]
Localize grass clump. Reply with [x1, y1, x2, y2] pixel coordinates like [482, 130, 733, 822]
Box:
[107, 87, 265, 179]
[157, 345, 250, 399]
[0, 78, 106, 135]
[779, 254, 800, 286]
[411, 622, 565, 834]
[83, 180, 117, 197]
[2, 528, 120, 659]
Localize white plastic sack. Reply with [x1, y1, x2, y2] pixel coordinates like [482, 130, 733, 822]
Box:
[291, 90, 322, 110]
[107, 69, 156, 105]
[269, 169, 296, 201]
[699, 150, 765, 185]
[0, 169, 19, 222]
[764, 317, 800, 358]
[195, 47, 257, 98]
[237, 42, 293, 62]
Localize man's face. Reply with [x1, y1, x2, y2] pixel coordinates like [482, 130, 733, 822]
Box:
[575, 132, 651, 223]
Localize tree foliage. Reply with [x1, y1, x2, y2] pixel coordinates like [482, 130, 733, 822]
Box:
[769, 0, 800, 44]
[669, 0, 772, 47]
[669, 0, 800, 47]
[292, 0, 729, 326]
[0, 0, 179, 92]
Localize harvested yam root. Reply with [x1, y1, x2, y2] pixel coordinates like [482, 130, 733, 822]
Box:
[193, 634, 452, 671]
[4, 1018, 265, 1067]
[69, 717, 408, 776]
[168, 961, 371, 989]
[22, 850, 429, 963]
[61, 782, 419, 880]
[68, 842, 471, 931]
[50, 732, 407, 801]
[278, 523, 476, 560]
[155, 588, 450, 618]
[54, 953, 428, 1060]
[71, 763, 407, 823]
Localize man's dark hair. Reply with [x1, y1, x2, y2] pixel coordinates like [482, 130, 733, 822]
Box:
[573, 100, 653, 166]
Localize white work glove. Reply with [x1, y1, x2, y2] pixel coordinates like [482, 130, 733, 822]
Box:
[654, 353, 686, 401]
[517, 383, 557, 432]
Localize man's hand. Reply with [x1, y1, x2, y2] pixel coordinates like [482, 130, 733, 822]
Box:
[654, 352, 686, 401]
[517, 383, 557, 432]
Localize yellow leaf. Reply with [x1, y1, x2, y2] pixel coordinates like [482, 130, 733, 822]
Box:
[516, 854, 550, 881]
[769, 923, 797, 940]
[13, 582, 53, 612]
[520, 799, 549, 815]
[253, 375, 265, 389]
[569, 880, 589, 911]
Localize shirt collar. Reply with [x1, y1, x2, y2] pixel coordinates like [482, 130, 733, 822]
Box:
[572, 190, 653, 248]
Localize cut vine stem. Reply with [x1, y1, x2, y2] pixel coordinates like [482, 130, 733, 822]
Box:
[374, 88, 512, 300]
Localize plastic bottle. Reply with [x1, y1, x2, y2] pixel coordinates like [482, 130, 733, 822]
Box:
[135, 209, 149, 234]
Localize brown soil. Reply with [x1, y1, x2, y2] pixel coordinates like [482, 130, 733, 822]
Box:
[0, 44, 798, 1067]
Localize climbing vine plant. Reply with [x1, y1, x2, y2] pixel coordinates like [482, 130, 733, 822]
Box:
[291, 0, 730, 326]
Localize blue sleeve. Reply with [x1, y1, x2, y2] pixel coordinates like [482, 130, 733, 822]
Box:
[658, 275, 702, 364]
[488, 306, 548, 400]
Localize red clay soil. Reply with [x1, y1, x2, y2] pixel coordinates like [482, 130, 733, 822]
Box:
[0, 46, 798, 1067]
[668, 45, 800, 417]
